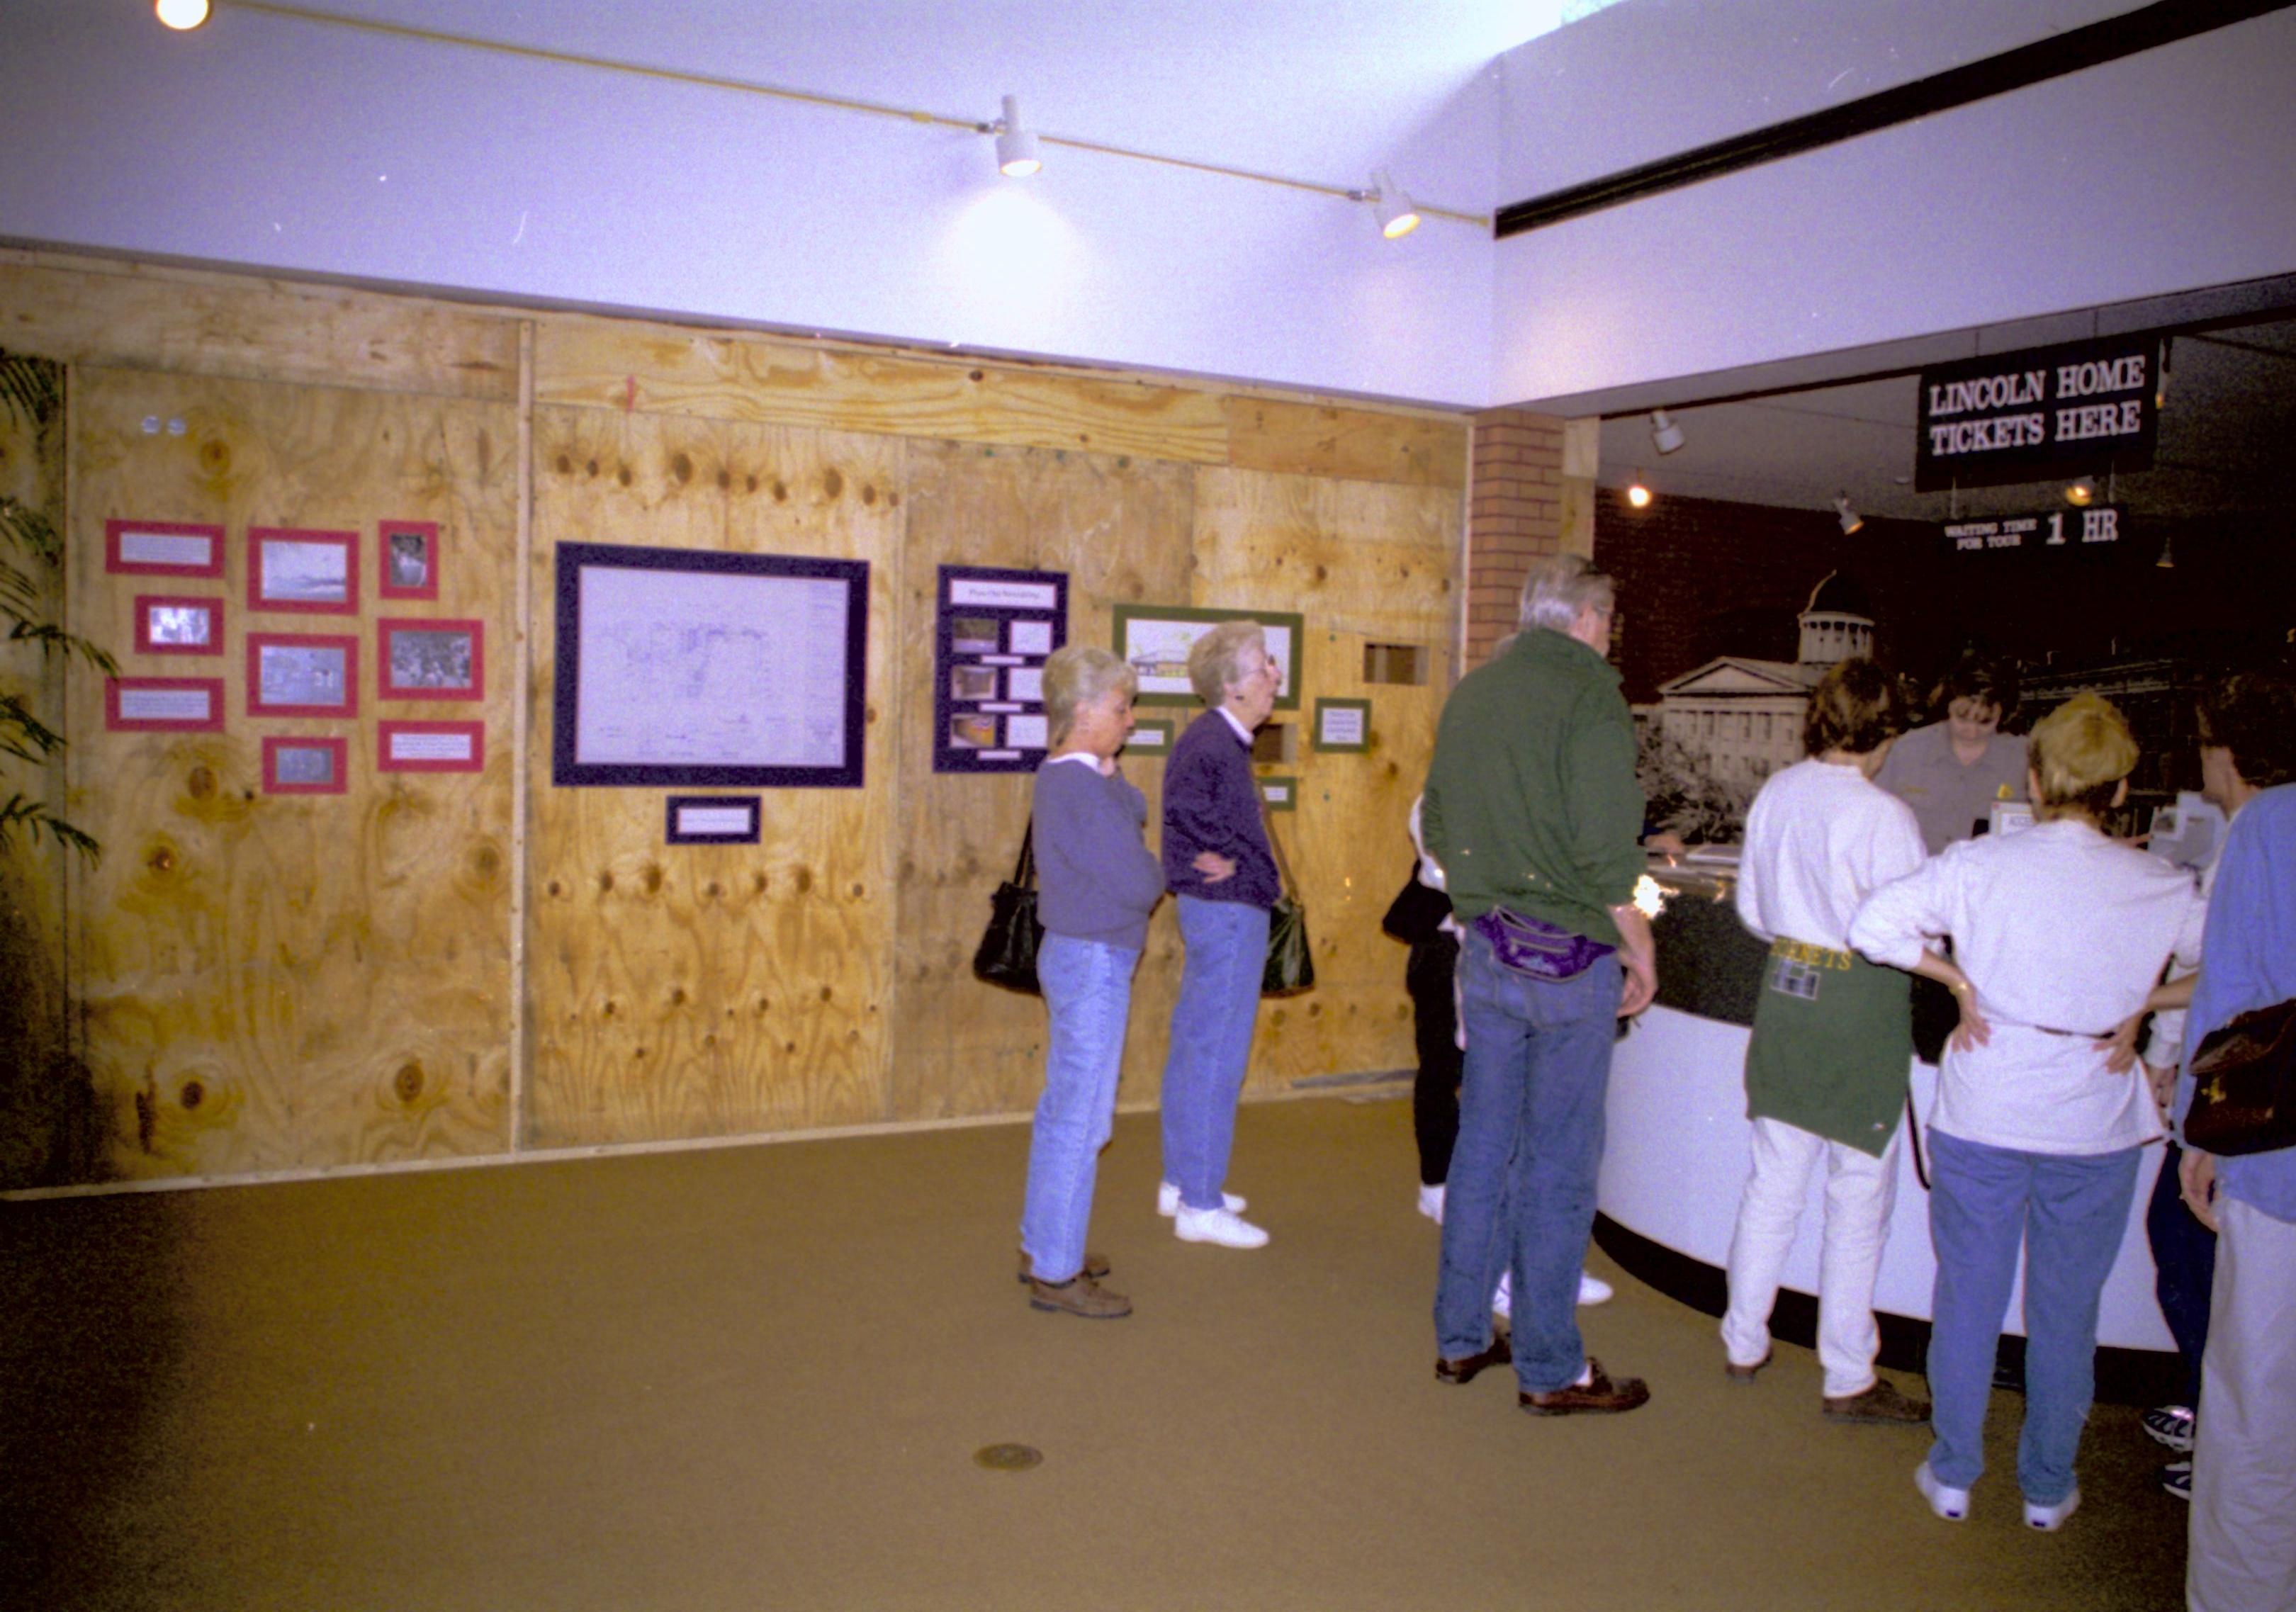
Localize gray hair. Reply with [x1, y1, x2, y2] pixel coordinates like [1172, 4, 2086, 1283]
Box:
[1188, 619, 1266, 706]
[1518, 553, 1614, 633]
[1040, 643, 1137, 745]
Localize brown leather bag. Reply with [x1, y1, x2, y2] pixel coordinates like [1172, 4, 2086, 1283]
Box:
[2184, 998, 2296, 1157]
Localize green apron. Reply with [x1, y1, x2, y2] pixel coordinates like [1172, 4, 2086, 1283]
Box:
[1743, 936, 1913, 1158]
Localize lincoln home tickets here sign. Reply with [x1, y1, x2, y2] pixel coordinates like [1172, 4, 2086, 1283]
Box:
[1914, 334, 2159, 492]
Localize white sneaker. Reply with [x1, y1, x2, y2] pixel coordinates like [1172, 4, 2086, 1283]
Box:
[1158, 1181, 1245, 1217]
[1491, 1271, 1512, 1319]
[2024, 1488, 2079, 1532]
[1417, 1183, 1446, 1224]
[1174, 1205, 1268, 1249]
[1915, 1462, 1969, 1523]
[1577, 1270, 1614, 1307]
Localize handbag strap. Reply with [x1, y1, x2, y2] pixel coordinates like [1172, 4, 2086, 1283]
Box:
[1256, 784, 1298, 901]
[1012, 817, 1037, 889]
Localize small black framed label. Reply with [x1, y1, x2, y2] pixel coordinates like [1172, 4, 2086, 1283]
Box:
[665, 795, 762, 845]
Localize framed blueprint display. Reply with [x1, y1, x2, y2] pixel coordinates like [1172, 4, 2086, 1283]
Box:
[551, 541, 870, 788]
[934, 564, 1068, 775]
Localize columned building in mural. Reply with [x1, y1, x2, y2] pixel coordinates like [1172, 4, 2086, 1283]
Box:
[1654, 573, 1874, 785]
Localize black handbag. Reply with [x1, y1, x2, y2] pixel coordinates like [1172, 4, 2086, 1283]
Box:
[2184, 997, 2296, 1157]
[1259, 803, 1315, 997]
[972, 819, 1045, 996]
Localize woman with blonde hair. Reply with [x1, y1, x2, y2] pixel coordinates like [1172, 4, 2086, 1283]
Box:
[1851, 692, 2206, 1531]
[1018, 644, 1164, 1319]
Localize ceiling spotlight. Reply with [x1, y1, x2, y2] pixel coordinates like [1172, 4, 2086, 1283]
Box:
[1625, 477, 1653, 509]
[1834, 494, 1864, 536]
[1650, 410, 1684, 455]
[2156, 536, 2176, 570]
[154, 0, 210, 26]
[994, 96, 1041, 177]
[1370, 170, 1420, 239]
[2065, 478, 2096, 507]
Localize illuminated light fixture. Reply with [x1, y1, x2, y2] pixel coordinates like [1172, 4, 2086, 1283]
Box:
[1834, 494, 1865, 536]
[1370, 169, 1420, 239]
[2156, 535, 2176, 570]
[2065, 478, 2097, 507]
[1650, 409, 1685, 455]
[994, 96, 1040, 177]
[154, 0, 210, 26]
[1624, 475, 1653, 509]
[2156, 337, 2172, 410]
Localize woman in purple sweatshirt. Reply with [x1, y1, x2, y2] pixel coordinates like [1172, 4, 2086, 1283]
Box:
[1019, 644, 1166, 1319]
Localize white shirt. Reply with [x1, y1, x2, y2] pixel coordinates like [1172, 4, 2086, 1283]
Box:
[1735, 758, 1925, 952]
[1849, 818, 2207, 1154]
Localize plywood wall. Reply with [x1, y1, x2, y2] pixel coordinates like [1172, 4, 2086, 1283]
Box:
[1, 251, 1465, 1185]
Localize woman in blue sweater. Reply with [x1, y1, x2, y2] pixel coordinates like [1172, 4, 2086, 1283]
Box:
[1020, 644, 1167, 1319]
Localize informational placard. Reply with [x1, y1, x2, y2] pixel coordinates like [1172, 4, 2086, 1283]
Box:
[1259, 775, 1298, 812]
[106, 519, 225, 577]
[1942, 504, 2127, 558]
[380, 719, 485, 772]
[106, 677, 225, 731]
[1312, 697, 1371, 753]
[1915, 334, 2159, 492]
[262, 735, 349, 795]
[553, 542, 870, 789]
[1125, 718, 1173, 757]
[665, 795, 762, 844]
[935, 564, 1067, 774]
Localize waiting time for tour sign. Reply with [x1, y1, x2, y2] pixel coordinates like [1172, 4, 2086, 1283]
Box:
[1914, 334, 2159, 492]
[1942, 504, 2127, 558]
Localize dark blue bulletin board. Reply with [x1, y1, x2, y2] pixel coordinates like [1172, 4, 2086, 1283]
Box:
[935, 565, 1068, 774]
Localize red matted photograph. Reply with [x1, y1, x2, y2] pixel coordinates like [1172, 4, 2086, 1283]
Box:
[104, 519, 225, 578]
[247, 526, 359, 614]
[378, 720, 485, 773]
[105, 677, 225, 732]
[133, 594, 224, 656]
[379, 618, 483, 700]
[246, 632, 359, 718]
[378, 519, 440, 601]
[261, 735, 349, 795]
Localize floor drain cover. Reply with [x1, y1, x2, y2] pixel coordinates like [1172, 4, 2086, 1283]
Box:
[974, 1443, 1042, 1472]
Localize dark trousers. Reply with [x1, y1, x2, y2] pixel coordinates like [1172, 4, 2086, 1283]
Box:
[1407, 931, 1462, 1186]
[2146, 1141, 2217, 1409]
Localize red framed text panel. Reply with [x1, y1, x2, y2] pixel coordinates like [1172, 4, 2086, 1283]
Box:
[105, 519, 225, 578]
[106, 677, 225, 732]
[378, 720, 485, 773]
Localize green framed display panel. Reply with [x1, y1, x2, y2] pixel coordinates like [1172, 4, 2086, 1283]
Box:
[1110, 604, 1305, 711]
[1310, 697, 1371, 753]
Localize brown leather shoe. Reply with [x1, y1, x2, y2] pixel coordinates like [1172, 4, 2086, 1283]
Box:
[1435, 1334, 1513, 1385]
[1723, 1350, 1773, 1385]
[1519, 1357, 1651, 1416]
[1823, 1377, 1930, 1424]
[1027, 1273, 1132, 1319]
[1016, 1250, 1111, 1285]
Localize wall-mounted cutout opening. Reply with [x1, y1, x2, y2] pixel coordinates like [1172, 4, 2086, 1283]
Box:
[1363, 643, 1427, 684]
[1252, 722, 1294, 765]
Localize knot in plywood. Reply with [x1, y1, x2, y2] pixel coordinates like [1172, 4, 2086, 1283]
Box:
[393, 1061, 424, 1104]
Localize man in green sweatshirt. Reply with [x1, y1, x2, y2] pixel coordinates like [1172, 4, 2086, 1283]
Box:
[1423, 553, 1658, 1416]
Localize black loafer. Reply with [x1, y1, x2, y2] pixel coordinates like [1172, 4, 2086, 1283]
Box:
[1436, 1335, 1513, 1385]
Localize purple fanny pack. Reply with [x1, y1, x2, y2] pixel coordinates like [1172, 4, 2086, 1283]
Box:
[1471, 906, 1614, 982]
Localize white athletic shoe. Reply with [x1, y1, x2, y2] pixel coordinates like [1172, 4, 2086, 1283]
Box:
[1158, 1181, 1246, 1217]
[2024, 1488, 2080, 1532]
[1915, 1462, 1969, 1523]
[1577, 1270, 1614, 1307]
[1174, 1205, 1269, 1249]
[1417, 1183, 1446, 1224]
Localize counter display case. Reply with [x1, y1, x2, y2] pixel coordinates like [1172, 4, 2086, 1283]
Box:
[1596, 850, 2177, 1400]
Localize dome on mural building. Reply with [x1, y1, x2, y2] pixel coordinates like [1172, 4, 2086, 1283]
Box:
[1797, 570, 1874, 665]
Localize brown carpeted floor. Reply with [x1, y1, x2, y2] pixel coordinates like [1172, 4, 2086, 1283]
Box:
[3, 1090, 2187, 1610]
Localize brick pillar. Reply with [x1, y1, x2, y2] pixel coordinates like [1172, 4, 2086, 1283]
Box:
[1463, 408, 1569, 671]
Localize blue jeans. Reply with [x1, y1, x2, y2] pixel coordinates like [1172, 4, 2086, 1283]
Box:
[1020, 935, 1139, 1283]
[1159, 896, 1270, 1212]
[1925, 1129, 2140, 1504]
[1434, 928, 1622, 1394]
[2146, 1142, 2215, 1409]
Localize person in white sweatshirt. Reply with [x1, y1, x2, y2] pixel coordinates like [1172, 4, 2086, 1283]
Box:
[1850, 692, 2205, 1533]
[1721, 659, 1929, 1424]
